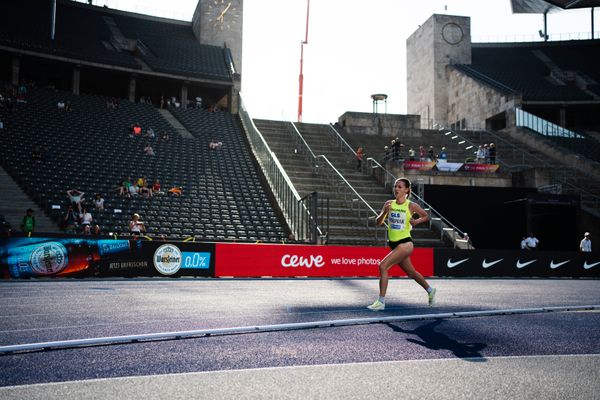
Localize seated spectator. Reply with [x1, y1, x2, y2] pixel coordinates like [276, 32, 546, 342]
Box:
[152, 179, 162, 194]
[140, 183, 152, 198]
[63, 205, 78, 233]
[128, 184, 139, 197]
[168, 186, 183, 197]
[144, 128, 156, 141]
[31, 146, 42, 163]
[57, 100, 65, 111]
[92, 224, 101, 235]
[129, 213, 145, 236]
[82, 224, 92, 235]
[195, 96, 203, 108]
[93, 194, 104, 211]
[67, 189, 85, 211]
[65, 101, 72, 112]
[160, 131, 170, 142]
[118, 177, 130, 197]
[209, 138, 223, 150]
[21, 208, 35, 234]
[144, 143, 155, 156]
[80, 207, 93, 228]
[131, 123, 142, 137]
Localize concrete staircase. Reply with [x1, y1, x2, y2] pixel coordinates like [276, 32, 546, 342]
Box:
[0, 166, 60, 233]
[157, 109, 195, 139]
[253, 119, 445, 247]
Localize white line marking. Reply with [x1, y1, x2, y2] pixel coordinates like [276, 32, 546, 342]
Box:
[0, 305, 598, 354]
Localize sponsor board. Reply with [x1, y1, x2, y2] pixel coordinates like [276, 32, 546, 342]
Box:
[462, 163, 499, 173]
[215, 243, 434, 277]
[403, 161, 436, 171]
[141, 242, 215, 277]
[435, 249, 600, 277]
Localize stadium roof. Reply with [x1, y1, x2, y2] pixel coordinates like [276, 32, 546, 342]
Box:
[511, 0, 600, 13]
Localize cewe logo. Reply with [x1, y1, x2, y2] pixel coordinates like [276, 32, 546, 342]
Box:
[281, 254, 325, 268]
[154, 244, 182, 275]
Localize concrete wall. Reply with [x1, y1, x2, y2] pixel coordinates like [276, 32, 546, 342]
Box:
[407, 14, 471, 129]
[192, 0, 243, 76]
[447, 68, 521, 130]
[338, 112, 421, 137]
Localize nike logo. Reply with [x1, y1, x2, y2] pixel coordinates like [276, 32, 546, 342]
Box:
[583, 261, 600, 270]
[482, 259, 503, 268]
[447, 258, 469, 268]
[550, 260, 570, 269]
[516, 259, 536, 269]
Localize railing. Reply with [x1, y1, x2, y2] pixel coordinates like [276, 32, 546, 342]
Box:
[289, 122, 386, 243]
[366, 157, 472, 249]
[473, 31, 600, 43]
[516, 108, 584, 139]
[238, 94, 324, 243]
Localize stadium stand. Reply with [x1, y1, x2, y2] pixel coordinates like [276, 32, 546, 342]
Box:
[0, 84, 287, 242]
[0, 0, 231, 81]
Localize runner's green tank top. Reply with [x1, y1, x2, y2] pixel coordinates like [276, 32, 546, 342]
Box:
[388, 199, 411, 242]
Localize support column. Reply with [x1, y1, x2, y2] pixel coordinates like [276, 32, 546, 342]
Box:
[559, 107, 566, 128]
[72, 67, 80, 95]
[228, 77, 241, 113]
[180, 82, 188, 110]
[128, 75, 136, 102]
[11, 57, 20, 86]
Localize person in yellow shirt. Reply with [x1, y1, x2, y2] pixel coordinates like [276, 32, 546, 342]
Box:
[367, 177, 436, 311]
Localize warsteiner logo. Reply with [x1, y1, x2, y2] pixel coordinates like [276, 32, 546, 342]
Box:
[153, 244, 182, 275]
[30, 242, 68, 275]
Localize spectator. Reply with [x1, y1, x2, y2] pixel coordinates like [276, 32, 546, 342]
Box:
[356, 147, 364, 170]
[118, 177, 130, 197]
[82, 224, 92, 235]
[93, 194, 104, 211]
[63, 205, 78, 233]
[160, 95, 165, 109]
[0, 118, 4, 130]
[195, 96, 203, 109]
[408, 147, 416, 161]
[152, 179, 162, 194]
[525, 233, 539, 250]
[427, 146, 435, 162]
[140, 183, 152, 198]
[168, 186, 183, 197]
[92, 224, 101, 235]
[419, 146, 426, 161]
[79, 207, 93, 228]
[520, 236, 528, 250]
[438, 147, 447, 160]
[128, 183, 139, 197]
[129, 213, 145, 236]
[383, 146, 390, 161]
[21, 208, 35, 234]
[209, 138, 223, 150]
[131, 123, 142, 137]
[476, 145, 486, 163]
[144, 143, 155, 156]
[65, 101, 73, 112]
[160, 131, 170, 142]
[483, 144, 490, 163]
[57, 100, 65, 111]
[144, 128, 156, 141]
[489, 143, 497, 164]
[580, 232, 592, 252]
[67, 189, 85, 212]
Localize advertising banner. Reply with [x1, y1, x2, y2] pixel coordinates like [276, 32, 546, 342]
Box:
[215, 243, 434, 277]
[435, 248, 600, 278]
[403, 161, 437, 171]
[462, 163, 500, 173]
[436, 161, 463, 172]
[0, 237, 215, 278]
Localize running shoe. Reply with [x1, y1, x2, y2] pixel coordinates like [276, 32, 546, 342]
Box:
[367, 300, 385, 311]
[428, 287, 437, 306]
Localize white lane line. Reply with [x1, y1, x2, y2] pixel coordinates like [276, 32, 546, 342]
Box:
[0, 305, 598, 354]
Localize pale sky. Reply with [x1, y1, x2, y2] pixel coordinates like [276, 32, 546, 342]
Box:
[83, 0, 598, 123]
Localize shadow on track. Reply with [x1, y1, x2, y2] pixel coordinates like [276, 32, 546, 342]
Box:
[386, 320, 488, 362]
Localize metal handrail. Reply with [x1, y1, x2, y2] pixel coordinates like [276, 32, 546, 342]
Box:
[238, 94, 323, 242]
[328, 123, 356, 155]
[288, 122, 384, 240]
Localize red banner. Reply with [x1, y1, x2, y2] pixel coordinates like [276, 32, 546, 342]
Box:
[403, 161, 436, 171]
[215, 243, 433, 277]
[462, 163, 499, 173]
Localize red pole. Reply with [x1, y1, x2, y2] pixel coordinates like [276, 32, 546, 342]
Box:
[298, 0, 310, 122]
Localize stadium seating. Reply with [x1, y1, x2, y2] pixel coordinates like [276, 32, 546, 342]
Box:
[0, 85, 287, 242]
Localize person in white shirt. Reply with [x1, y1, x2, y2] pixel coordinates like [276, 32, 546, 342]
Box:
[79, 207, 93, 227]
[520, 236, 528, 250]
[580, 232, 592, 252]
[525, 233, 539, 250]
